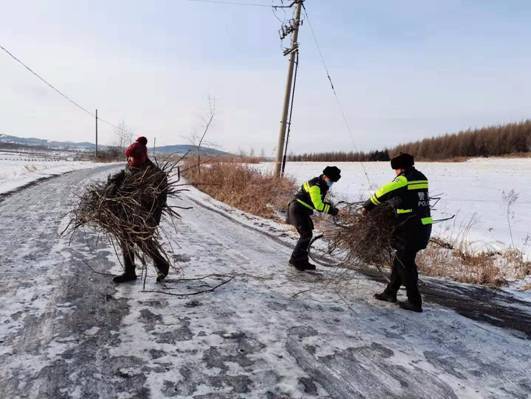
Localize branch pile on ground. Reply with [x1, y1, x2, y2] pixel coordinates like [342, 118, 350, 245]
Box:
[323, 205, 396, 268]
[67, 160, 185, 267]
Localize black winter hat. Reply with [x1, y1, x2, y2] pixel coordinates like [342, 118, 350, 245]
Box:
[322, 166, 341, 182]
[390, 153, 414, 169]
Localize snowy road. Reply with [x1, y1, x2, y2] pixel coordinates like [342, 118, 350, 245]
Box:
[0, 166, 530, 398]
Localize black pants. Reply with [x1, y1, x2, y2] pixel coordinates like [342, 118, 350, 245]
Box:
[287, 202, 314, 265]
[384, 247, 422, 307]
[121, 240, 170, 276]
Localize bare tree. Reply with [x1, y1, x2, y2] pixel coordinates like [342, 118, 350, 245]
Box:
[114, 121, 134, 151]
[186, 97, 216, 174]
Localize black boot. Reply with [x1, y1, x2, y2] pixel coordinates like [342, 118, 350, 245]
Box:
[112, 272, 137, 284]
[374, 292, 397, 303]
[399, 301, 423, 313]
[156, 268, 168, 283]
[303, 260, 316, 271]
[153, 256, 170, 283]
[289, 258, 308, 271]
[116, 243, 137, 283]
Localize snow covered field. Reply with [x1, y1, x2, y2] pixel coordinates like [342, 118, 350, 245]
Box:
[257, 158, 531, 257]
[0, 152, 112, 195]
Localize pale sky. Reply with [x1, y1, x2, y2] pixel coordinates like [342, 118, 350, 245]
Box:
[1, 0, 530, 154]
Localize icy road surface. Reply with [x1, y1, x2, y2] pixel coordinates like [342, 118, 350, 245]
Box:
[0, 166, 530, 398]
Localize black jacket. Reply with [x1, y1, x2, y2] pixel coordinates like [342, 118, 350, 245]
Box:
[107, 159, 168, 226]
[292, 176, 336, 216]
[364, 167, 432, 250]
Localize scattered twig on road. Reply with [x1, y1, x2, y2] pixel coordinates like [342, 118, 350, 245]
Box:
[80, 257, 115, 277]
[290, 289, 311, 298]
[142, 274, 235, 297]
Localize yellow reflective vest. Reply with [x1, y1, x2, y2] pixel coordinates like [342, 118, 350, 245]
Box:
[365, 167, 432, 225]
[294, 176, 334, 215]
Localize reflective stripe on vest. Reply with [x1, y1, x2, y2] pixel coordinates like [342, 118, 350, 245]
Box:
[421, 216, 433, 225]
[302, 180, 327, 212]
[296, 199, 314, 210]
[396, 208, 413, 214]
[370, 194, 381, 205]
[407, 180, 429, 190]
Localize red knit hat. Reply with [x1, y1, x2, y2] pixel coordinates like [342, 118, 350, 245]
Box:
[125, 136, 148, 167]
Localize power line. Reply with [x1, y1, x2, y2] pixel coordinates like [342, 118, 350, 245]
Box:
[0, 43, 94, 117]
[301, 5, 372, 186]
[185, 0, 290, 8]
[98, 115, 127, 133]
[1, 43, 128, 136]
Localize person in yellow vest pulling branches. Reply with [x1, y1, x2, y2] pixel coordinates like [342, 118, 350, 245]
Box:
[363, 153, 432, 312]
[287, 166, 341, 271]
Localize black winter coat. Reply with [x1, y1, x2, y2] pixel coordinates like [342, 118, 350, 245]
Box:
[107, 159, 168, 226]
[364, 167, 432, 251]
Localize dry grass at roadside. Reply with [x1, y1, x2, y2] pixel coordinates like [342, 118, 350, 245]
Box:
[183, 158, 296, 219]
[419, 238, 531, 287]
[315, 208, 530, 287]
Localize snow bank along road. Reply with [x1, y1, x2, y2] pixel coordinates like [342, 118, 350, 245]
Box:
[0, 166, 530, 398]
[0, 157, 107, 196]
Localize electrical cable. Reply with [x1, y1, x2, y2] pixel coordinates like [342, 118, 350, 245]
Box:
[301, 5, 373, 186]
[185, 0, 290, 8]
[1, 43, 130, 137]
[0, 43, 94, 117]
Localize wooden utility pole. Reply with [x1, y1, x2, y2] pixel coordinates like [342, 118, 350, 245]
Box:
[95, 109, 99, 159]
[274, 0, 303, 178]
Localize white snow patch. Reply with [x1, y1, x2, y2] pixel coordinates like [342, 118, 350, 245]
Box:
[256, 158, 531, 258]
[0, 155, 119, 195]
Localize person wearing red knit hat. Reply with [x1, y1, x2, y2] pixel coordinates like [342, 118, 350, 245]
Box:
[125, 136, 148, 167]
[107, 136, 170, 283]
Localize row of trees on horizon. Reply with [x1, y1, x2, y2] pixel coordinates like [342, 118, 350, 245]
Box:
[288, 120, 531, 162]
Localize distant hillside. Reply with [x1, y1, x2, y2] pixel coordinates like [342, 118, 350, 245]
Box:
[289, 120, 531, 162]
[0, 134, 227, 156]
[154, 144, 229, 156]
[0, 134, 95, 151]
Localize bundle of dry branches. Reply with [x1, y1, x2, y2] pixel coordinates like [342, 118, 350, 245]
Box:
[66, 159, 186, 268]
[320, 205, 396, 269]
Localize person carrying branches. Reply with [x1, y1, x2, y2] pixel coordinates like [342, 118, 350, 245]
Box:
[287, 166, 341, 271]
[107, 136, 170, 284]
[363, 153, 432, 312]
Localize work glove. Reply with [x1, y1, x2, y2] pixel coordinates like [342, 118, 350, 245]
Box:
[329, 207, 339, 216]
